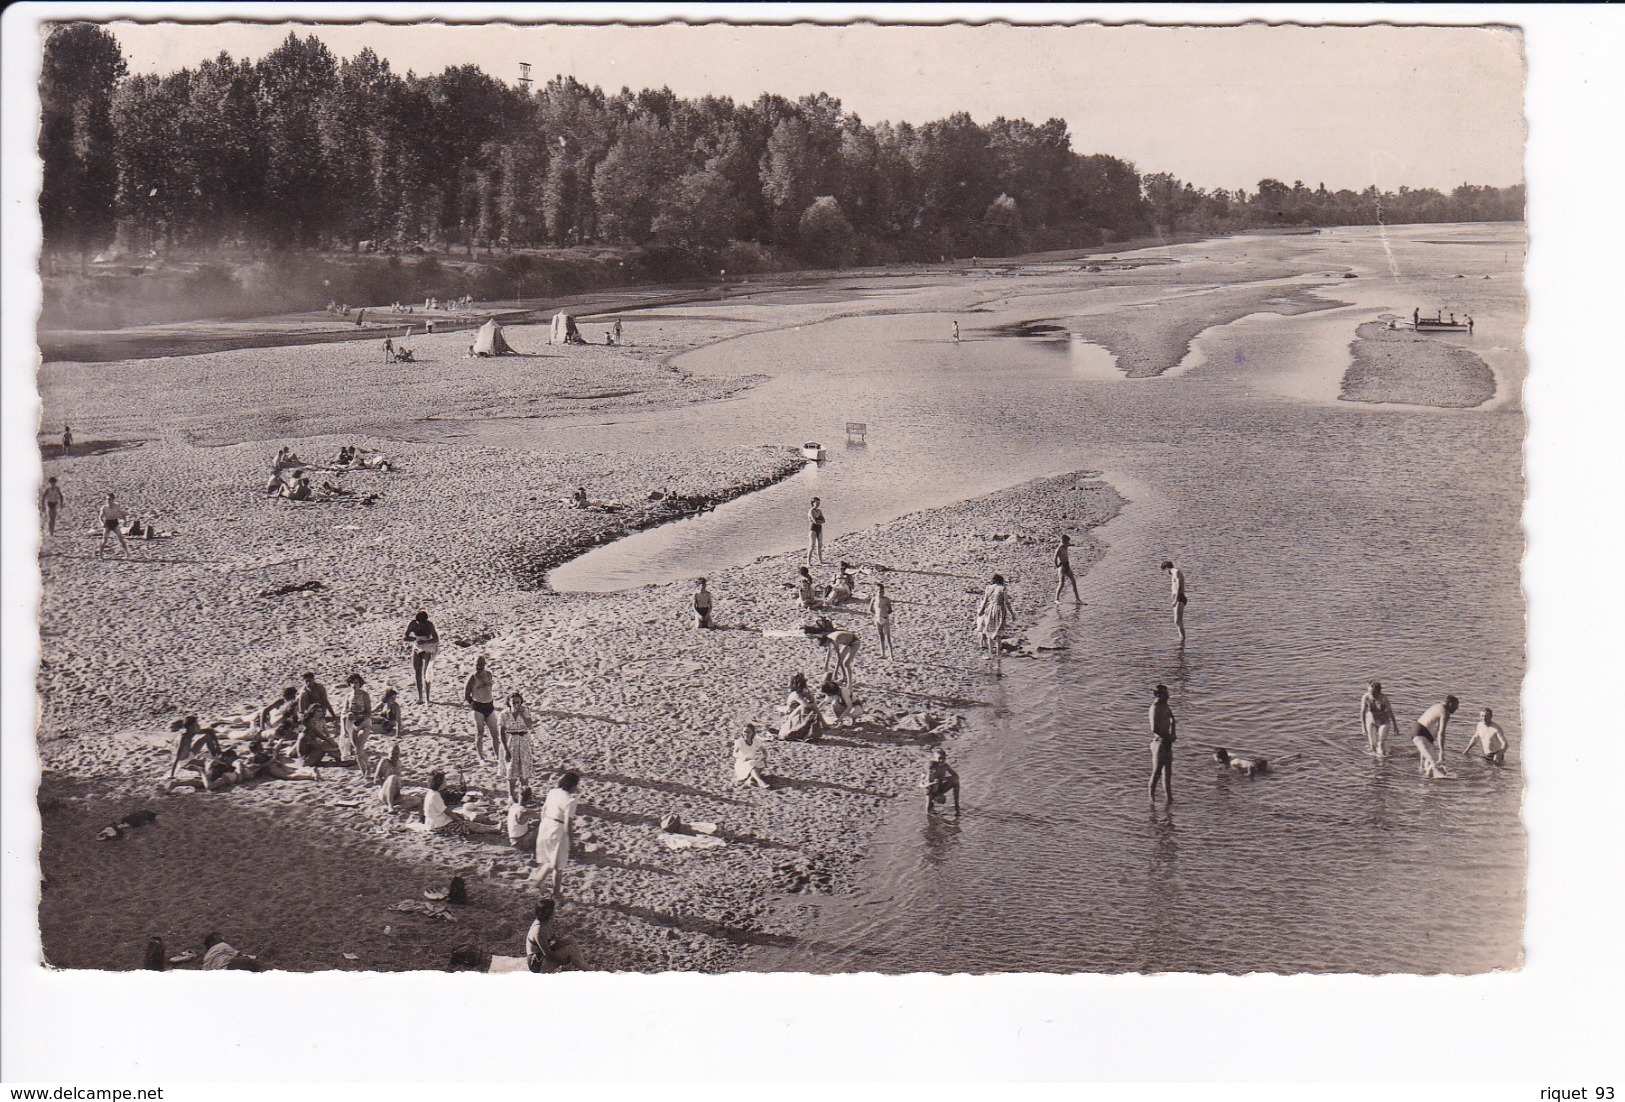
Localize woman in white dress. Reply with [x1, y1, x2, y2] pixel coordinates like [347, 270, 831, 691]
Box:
[733, 724, 771, 789]
[501, 691, 537, 803]
[976, 573, 1016, 673]
[530, 772, 581, 897]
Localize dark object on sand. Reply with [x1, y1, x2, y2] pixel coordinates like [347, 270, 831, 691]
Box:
[447, 944, 491, 971]
[260, 580, 327, 598]
[143, 937, 167, 970]
[447, 876, 469, 905]
[98, 808, 159, 840]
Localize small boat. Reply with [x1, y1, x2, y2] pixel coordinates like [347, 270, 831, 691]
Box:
[1414, 311, 1472, 333]
[800, 442, 826, 463]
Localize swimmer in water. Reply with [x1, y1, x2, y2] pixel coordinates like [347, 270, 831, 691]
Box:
[1360, 680, 1398, 758]
[1412, 695, 1458, 778]
[1160, 560, 1187, 642]
[1213, 747, 1268, 776]
[1054, 534, 1081, 604]
[1149, 683, 1176, 801]
[1463, 707, 1507, 765]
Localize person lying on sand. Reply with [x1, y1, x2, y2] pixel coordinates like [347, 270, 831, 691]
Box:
[733, 723, 772, 788]
[201, 933, 263, 971]
[167, 748, 242, 792]
[240, 738, 306, 781]
[923, 749, 960, 813]
[1214, 747, 1269, 776]
[525, 899, 587, 972]
[277, 471, 313, 501]
[169, 714, 222, 778]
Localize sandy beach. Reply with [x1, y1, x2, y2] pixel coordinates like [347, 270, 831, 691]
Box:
[33, 303, 1121, 972]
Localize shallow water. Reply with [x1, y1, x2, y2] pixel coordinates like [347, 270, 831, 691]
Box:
[543, 224, 1526, 972]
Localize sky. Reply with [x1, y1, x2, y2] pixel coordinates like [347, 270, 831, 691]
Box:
[100, 18, 1526, 194]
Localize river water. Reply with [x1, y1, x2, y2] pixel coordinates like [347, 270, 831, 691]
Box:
[546, 224, 1526, 973]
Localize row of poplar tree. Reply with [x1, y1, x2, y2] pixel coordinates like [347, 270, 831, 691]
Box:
[41, 25, 1525, 268]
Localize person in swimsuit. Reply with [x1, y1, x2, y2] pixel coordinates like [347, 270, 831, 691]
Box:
[794, 565, 822, 610]
[339, 673, 374, 775]
[1149, 683, 1177, 802]
[1055, 534, 1081, 603]
[1360, 680, 1398, 758]
[1160, 560, 1188, 642]
[40, 477, 65, 536]
[98, 493, 130, 557]
[692, 577, 714, 629]
[817, 627, 861, 691]
[404, 610, 439, 704]
[613, 318, 623, 345]
[870, 582, 896, 658]
[923, 748, 960, 813]
[464, 655, 500, 765]
[807, 498, 826, 566]
[62, 424, 73, 451]
[168, 715, 223, 778]
[1463, 706, 1507, 765]
[823, 561, 859, 605]
[373, 687, 402, 736]
[952, 320, 961, 343]
[1213, 747, 1268, 776]
[1412, 695, 1458, 778]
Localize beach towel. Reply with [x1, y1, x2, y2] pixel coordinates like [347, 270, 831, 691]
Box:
[659, 833, 726, 851]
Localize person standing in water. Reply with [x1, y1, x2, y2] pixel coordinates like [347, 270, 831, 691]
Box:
[1149, 683, 1177, 802]
[98, 493, 130, 557]
[1360, 680, 1398, 758]
[464, 655, 500, 765]
[870, 582, 896, 658]
[40, 476, 65, 536]
[404, 610, 439, 704]
[807, 498, 826, 566]
[1054, 534, 1081, 603]
[923, 748, 960, 813]
[1412, 695, 1458, 777]
[1160, 560, 1188, 642]
[976, 573, 1017, 676]
[1463, 707, 1507, 765]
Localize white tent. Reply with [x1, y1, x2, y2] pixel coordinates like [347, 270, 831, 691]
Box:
[472, 318, 515, 356]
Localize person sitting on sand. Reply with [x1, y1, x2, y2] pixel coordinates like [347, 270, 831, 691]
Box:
[169, 714, 222, 778]
[295, 704, 343, 773]
[692, 577, 715, 629]
[733, 723, 772, 789]
[374, 743, 413, 809]
[507, 799, 537, 850]
[820, 675, 859, 726]
[525, 899, 587, 972]
[501, 691, 537, 803]
[424, 770, 502, 837]
[278, 471, 313, 502]
[373, 687, 403, 737]
[241, 738, 304, 781]
[570, 487, 590, 510]
[794, 565, 822, 610]
[1463, 707, 1508, 765]
[253, 686, 300, 740]
[1360, 680, 1398, 758]
[1214, 747, 1269, 776]
[334, 445, 357, 467]
[822, 561, 860, 605]
[272, 446, 301, 471]
[168, 748, 243, 792]
[1412, 695, 1458, 778]
[779, 672, 825, 742]
[201, 932, 263, 971]
[923, 749, 960, 813]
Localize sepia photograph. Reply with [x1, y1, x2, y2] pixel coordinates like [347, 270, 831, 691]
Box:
[3, 1, 1619, 1087]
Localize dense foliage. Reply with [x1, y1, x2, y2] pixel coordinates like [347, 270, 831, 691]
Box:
[41, 27, 1526, 268]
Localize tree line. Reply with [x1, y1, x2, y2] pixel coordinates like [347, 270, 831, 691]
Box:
[41, 25, 1525, 271]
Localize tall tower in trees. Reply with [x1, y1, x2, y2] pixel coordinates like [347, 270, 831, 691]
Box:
[518, 62, 533, 93]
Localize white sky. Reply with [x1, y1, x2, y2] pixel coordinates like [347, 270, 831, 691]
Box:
[102, 19, 1526, 194]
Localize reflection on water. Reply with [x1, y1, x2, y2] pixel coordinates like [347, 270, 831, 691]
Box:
[542, 224, 1525, 973]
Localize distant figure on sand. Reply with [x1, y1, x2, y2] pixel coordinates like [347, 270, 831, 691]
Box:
[733, 723, 771, 788]
[530, 772, 581, 897]
[1214, 747, 1268, 776]
[1464, 707, 1507, 765]
[613, 319, 623, 345]
[62, 424, 73, 451]
[692, 577, 714, 629]
[1360, 680, 1398, 757]
[383, 336, 394, 362]
[571, 487, 589, 510]
[1054, 534, 1080, 603]
[98, 493, 130, 557]
[924, 748, 960, 813]
[1160, 560, 1188, 642]
[40, 476, 64, 535]
[465, 656, 500, 764]
[870, 582, 896, 657]
[1149, 683, 1177, 801]
[952, 320, 961, 343]
[976, 573, 1016, 674]
[807, 498, 826, 566]
[1413, 695, 1458, 778]
[404, 611, 439, 704]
